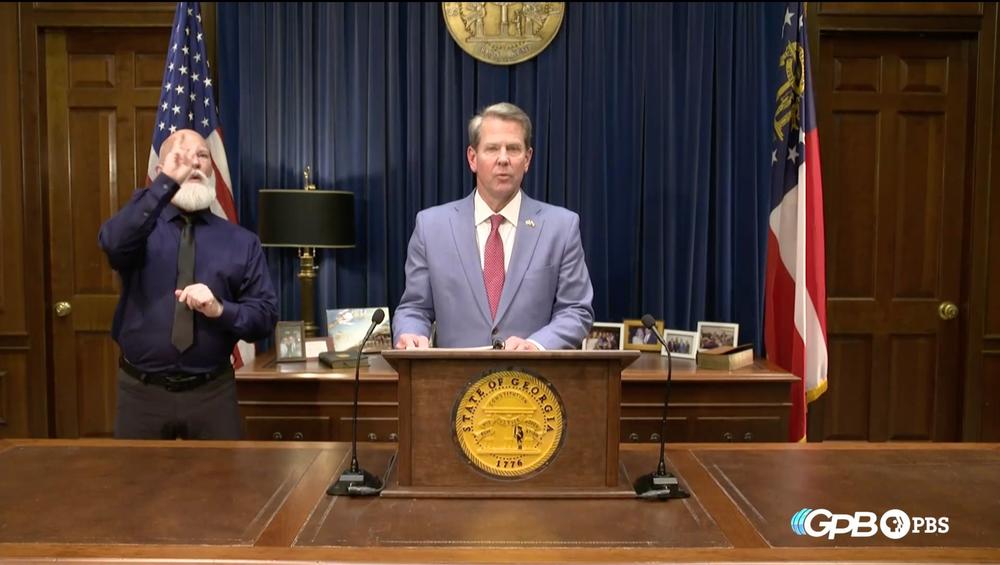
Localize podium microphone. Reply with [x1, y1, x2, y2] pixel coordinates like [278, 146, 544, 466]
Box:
[633, 313, 690, 500]
[327, 309, 386, 496]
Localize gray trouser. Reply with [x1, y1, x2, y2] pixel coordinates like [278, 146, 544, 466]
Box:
[114, 367, 243, 440]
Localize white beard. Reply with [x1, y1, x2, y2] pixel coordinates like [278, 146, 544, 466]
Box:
[171, 172, 217, 212]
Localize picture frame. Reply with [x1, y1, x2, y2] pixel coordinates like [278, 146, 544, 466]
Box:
[696, 321, 739, 350]
[661, 329, 698, 360]
[583, 322, 625, 351]
[304, 337, 329, 358]
[275, 321, 306, 363]
[325, 307, 392, 353]
[623, 318, 664, 352]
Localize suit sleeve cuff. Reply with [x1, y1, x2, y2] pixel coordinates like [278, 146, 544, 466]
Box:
[527, 339, 546, 351]
[152, 172, 180, 199]
[216, 299, 239, 329]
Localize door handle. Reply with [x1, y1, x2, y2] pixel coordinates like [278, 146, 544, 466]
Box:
[938, 302, 958, 321]
[55, 301, 72, 317]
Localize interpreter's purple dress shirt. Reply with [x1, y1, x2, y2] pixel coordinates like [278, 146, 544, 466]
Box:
[99, 173, 278, 373]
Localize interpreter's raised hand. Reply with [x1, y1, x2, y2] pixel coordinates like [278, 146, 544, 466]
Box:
[395, 333, 430, 350]
[160, 139, 196, 184]
[504, 336, 539, 351]
[175, 284, 224, 318]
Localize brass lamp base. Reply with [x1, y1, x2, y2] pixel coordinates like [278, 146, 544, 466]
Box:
[298, 247, 318, 337]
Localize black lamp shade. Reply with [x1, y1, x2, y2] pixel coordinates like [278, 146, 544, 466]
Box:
[258, 189, 355, 248]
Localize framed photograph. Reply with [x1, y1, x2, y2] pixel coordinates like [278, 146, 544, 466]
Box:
[583, 322, 625, 351]
[304, 337, 329, 358]
[661, 329, 698, 360]
[275, 321, 306, 363]
[326, 307, 392, 353]
[696, 321, 739, 350]
[623, 318, 664, 352]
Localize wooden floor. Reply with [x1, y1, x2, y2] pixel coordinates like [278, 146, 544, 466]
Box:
[0, 439, 997, 563]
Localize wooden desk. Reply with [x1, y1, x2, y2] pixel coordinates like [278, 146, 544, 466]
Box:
[0, 440, 997, 563]
[237, 352, 796, 443]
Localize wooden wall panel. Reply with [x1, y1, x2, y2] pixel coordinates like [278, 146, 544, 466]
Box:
[826, 111, 880, 298]
[888, 335, 936, 439]
[823, 337, 872, 440]
[0, 3, 32, 438]
[898, 56, 949, 93]
[0, 351, 28, 437]
[893, 112, 944, 299]
[983, 354, 1000, 440]
[68, 54, 116, 88]
[0, 5, 27, 335]
[74, 332, 118, 437]
[987, 180, 1000, 336]
[0, 357, 28, 435]
[68, 108, 119, 294]
[967, 4, 1000, 440]
[833, 56, 883, 93]
[818, 3, 982, 16]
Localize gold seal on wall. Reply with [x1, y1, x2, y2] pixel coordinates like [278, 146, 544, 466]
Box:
[442, 2, 565, 66]
[453, 368, 565, 478]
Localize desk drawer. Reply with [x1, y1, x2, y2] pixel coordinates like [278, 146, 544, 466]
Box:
[693, 416, 785, 442]
[244, 416, 331, 441]
[621, 416, 688, 443]
[338, 417, 398, 442]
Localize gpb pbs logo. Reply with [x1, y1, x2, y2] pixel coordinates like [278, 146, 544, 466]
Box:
[790, 508, 949, 540]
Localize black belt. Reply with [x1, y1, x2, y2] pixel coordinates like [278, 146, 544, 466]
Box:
[119, 357, 232, 392]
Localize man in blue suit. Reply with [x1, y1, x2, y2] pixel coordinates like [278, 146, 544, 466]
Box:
[393, 102, 594, 350]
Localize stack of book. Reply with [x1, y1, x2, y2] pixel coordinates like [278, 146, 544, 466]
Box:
[318, 351, 369, 369]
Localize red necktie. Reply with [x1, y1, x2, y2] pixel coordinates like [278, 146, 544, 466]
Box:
[483, 214, 505, 319]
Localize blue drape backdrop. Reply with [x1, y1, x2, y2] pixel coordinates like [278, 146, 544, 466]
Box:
[217, 2, 785, 348]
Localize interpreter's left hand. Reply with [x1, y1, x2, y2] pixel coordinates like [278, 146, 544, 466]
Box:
[175, 284, 224, 318]
[504, 336, 539, 351]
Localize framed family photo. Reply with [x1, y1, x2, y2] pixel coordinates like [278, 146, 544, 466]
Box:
[583, 322, 625, 351]
[623, 318, 664, 352]
[696, 321, 739, 350]
[326, 307, 392, 353]
[275, 321, 306, 363]
[661, 329, 698, 360]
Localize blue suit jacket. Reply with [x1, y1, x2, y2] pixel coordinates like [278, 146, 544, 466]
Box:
[393, 191, 594, 349]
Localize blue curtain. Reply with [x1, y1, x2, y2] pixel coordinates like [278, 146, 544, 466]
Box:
[217, 2, 785, 349]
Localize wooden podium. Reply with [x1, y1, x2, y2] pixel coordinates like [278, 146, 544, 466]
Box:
[380, 349, 640, 498]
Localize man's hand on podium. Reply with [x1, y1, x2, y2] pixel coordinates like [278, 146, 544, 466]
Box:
[395, 333, 430, 349]
[504, 336, 539, 351]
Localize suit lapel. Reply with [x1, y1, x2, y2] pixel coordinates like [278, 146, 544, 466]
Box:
[449, 193, 492, 325]
[495, 194, 544, 323]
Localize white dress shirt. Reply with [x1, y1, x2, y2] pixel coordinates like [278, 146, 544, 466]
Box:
[474, 189, 520, 270]
[471, 189, 544, 350]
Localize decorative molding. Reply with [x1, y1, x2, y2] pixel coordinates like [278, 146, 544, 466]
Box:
[0, 333, 30, 350]
[32, 3, 176, 13]
[0, 369, 7, 426]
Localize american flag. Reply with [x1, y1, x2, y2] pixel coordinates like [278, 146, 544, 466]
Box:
[148, 2, 235, 219]
[149, 1, 243, 368]
[764, 3, 828, 442]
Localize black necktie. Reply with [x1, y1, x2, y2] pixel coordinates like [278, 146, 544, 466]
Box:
[171, 214, 195, 352]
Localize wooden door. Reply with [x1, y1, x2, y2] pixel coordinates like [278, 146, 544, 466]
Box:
[816, 35, 972, 441]
[45, 29, 168, 437]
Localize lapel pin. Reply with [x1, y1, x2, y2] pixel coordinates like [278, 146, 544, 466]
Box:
[525, 219, 535, 228]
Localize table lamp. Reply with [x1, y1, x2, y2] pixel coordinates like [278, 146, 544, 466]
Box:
[258, 167, 355, 337]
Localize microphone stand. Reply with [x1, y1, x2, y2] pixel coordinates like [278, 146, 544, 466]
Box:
[633, 316, 690, 500]
[327, 312, 385, 496]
